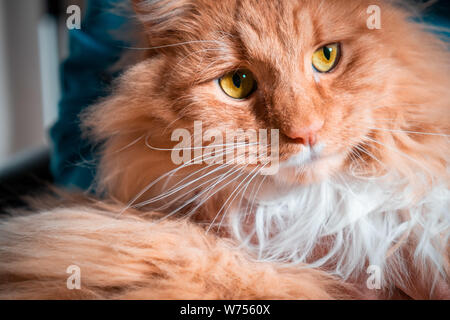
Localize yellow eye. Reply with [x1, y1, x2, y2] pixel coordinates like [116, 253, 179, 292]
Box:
[312, 43, 341, 73]
[219, 69, 256, 99]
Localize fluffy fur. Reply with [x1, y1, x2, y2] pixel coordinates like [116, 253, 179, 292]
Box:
[0, 203, 352, 299]
[231, 173, 449, 298]
[0, 0, 449, 299]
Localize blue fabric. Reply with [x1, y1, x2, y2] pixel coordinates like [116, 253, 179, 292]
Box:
[423, 7, 450, 39]
[50, 0, 127, 191]
[50, 1, 450, 191]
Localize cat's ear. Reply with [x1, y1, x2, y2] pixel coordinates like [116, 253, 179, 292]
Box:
[131, 0, 197, 47]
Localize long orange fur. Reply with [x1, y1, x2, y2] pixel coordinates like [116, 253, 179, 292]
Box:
[0, 0, 449, 299]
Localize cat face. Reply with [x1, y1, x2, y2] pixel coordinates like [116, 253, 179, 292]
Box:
[132, 0, 390, 183]
[86, 0, 449, 201]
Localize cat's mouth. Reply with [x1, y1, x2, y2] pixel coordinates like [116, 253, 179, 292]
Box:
[275, 144, 348, 184]
[280, 144, 325, 168]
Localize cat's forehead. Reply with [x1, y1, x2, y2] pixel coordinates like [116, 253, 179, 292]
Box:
[236, 0, 311, 43]
[225, 0, 367, 66]
[234, 0, 310, 62]
[158, 0, 381, 82]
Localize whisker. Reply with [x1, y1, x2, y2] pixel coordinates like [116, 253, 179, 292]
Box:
[159, 141, 264, 194]
[353, 144, 385, 168]
[104, 135, 145, 156]
[117, 141, 229, 216]
[149, 165, 237, 212]
[175, 48, 223, 70]
[215, 162, 269, 233]
[246, 174, 269, 223]
[365, 127, 450, 138]
[133, 147, 248, 208]
[135, 164, 229, 209]
[206, 164, 256, 233]
[153, 162, 250, 224]
[119, 40, 225, 51]
[145, 135, 260, 152]
[364, 136, 434, 175]
[178, 151, 270, 224]
[208, 152, 269, 233]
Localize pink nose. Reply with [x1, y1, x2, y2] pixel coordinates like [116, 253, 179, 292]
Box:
[286, 120, 324, 146]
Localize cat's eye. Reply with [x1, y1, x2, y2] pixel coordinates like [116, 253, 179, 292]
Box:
[312, 43, 341, 73]
[219, 69, 256, 99]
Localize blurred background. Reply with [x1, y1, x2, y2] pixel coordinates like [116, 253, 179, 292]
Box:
[0, 0, 85, 167]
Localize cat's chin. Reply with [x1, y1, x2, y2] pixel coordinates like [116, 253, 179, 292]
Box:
[275, 149, 347, 186]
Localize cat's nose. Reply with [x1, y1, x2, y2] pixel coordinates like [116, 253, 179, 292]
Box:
[285, 120, 324, 146]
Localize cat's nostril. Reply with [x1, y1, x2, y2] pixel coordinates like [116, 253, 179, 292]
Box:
[286, 131, 317, 146]
[285, 120, 324, 147]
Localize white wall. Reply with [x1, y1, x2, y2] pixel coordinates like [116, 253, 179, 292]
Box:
[0, 0, 90, 167]
[0, 1, 12, 166]
[0, 0, 46, 165]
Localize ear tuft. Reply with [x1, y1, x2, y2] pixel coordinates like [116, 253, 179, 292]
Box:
[131, 0, 197, 46]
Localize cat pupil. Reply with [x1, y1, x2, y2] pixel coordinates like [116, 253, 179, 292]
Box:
[323, 47, 332, 60]
[232, 73, 242, 88]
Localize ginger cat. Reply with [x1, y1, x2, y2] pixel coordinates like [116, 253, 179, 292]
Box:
[0, 0, 449, 299]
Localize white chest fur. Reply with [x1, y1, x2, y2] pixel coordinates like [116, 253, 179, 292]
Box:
[230, 173, 449, 287]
